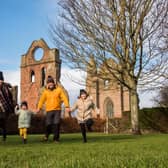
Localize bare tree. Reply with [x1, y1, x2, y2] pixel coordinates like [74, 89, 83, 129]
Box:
[153, 85, 168, 107]
[49, 0, 168, 134]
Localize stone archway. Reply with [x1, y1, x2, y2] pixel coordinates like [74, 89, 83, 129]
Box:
[104, 97, 114, 118]
[103, 97, 114, 134]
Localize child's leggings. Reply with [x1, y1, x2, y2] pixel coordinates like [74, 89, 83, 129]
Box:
[19, 128, 27, 139]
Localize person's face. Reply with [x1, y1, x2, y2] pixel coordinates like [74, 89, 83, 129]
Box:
[80, 93, 87, 100]
[47, 82, 55, 90]
[21, 105, 27, 110]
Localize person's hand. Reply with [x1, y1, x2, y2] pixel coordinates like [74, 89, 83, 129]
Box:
[65, 108, 72, 118]
[65, 107, 70, 113]
[35, 109, 41, 113]
[68, 111, 72, 118]
[15, 104, 19, 110]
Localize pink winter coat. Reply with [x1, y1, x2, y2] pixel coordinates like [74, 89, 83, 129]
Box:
[71, 96, 95, 123]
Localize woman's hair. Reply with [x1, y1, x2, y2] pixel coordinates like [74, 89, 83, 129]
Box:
[0, 71, 4, 81]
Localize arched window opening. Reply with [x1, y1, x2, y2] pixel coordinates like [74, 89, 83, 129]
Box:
[104, 97, 113, 118]
[104, 79, 110, 89]
[31, 71, 35, 83]
[41, 67, 46, 86]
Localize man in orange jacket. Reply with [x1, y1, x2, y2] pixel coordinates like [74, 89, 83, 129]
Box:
[37, 75, 70, 142]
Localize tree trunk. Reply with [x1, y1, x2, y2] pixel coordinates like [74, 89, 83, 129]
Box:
[130, 89, 141, 135]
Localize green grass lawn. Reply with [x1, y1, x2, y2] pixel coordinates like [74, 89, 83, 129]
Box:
[0, 133, 168, 168]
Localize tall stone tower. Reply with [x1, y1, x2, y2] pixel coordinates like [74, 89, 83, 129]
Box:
[20, 39, 61, 111]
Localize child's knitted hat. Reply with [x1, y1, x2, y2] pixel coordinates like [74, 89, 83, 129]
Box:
[80, 89, 87, 96]
[47, 75, 55, 84]
[21, 101, 28, 108]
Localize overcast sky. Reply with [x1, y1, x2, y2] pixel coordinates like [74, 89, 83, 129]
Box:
[0, 0, 156, 108]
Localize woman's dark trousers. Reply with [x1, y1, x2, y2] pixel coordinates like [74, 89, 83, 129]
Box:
[0, 118, 6, 141]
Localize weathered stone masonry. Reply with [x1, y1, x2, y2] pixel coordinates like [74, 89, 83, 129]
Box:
[20, 39, 61, 111]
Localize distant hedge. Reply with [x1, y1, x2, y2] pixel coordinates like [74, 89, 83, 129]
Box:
[139, 107, 168, 133]
[105, 107, 168, 134]
[4, 107, 168, 134]
[6, 114, 106, 134]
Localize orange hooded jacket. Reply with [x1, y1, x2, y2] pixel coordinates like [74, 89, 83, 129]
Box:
[38, 86, 69, 112]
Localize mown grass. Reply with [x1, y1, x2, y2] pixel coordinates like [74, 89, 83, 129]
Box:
[0, 133, 168, 168]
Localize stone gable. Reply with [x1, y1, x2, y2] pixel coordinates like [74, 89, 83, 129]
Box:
[20, 39, 61, 111]
[86, 59, 130, 119]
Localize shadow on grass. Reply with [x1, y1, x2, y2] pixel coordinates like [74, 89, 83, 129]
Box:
[0, 133, 142, 146]
[61, 133, 140, 144]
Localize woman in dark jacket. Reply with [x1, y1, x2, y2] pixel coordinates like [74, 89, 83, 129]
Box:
[0, 71, 14, 141]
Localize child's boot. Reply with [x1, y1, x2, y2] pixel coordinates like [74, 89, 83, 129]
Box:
[23, 138, 27, 144]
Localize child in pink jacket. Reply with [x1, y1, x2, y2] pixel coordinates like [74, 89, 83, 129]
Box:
[70, 89, 95, 143]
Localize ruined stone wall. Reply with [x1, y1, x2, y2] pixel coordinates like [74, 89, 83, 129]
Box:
[20, 39, 61, 111]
